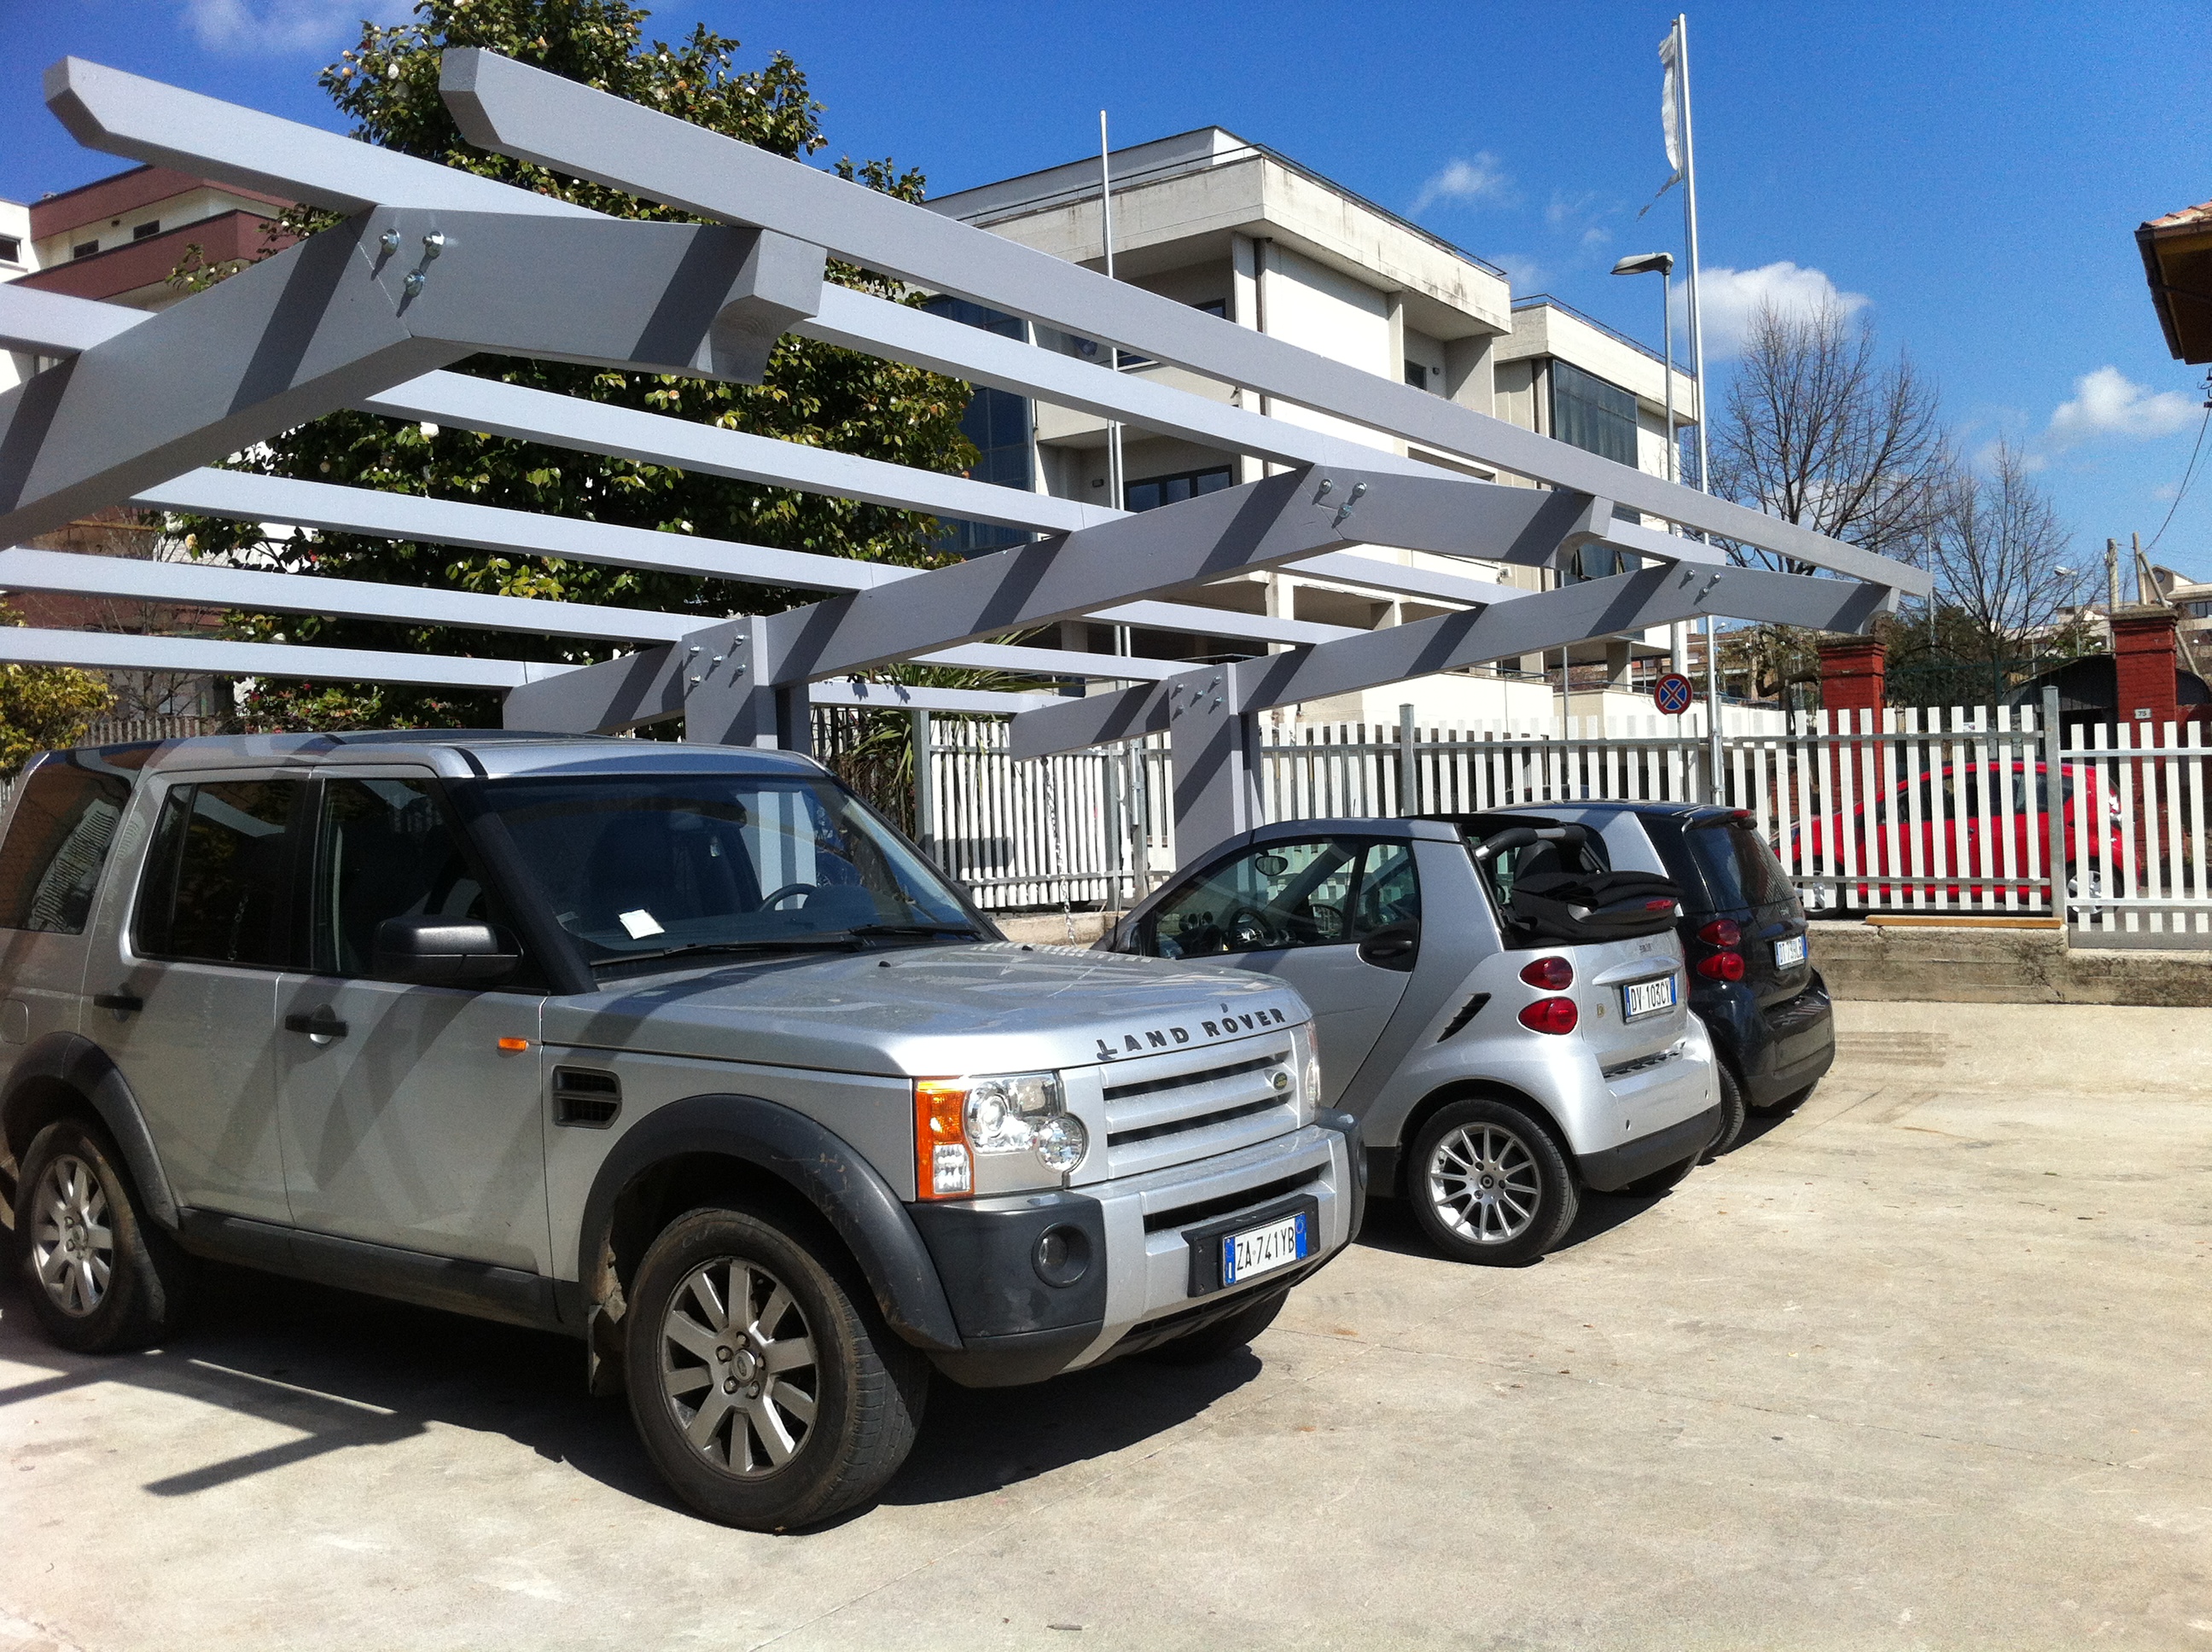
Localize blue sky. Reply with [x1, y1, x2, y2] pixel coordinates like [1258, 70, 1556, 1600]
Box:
[5, 0, 2209, 577]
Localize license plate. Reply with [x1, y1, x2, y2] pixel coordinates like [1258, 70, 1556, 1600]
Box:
[1621, 974, 1678, 1020]
[1774, 934, 1808, 969]
[1222, 1211, 1309, 1286]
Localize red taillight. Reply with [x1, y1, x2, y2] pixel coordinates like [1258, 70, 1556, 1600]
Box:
[1518, 997, 1580, 1034]
[1519, 956, 1574, 989]
[1697, 951, 1746, 981]
[1697, 918, 1742, 947]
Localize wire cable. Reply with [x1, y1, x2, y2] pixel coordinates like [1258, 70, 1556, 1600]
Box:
[2145, 374, 2212, 553]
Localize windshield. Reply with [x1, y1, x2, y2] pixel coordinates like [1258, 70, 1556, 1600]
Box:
[1683, 819, 1791, 910]
[472, 772, 981, 967]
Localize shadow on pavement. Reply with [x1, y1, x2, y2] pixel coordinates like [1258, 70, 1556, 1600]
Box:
[1351, 1179, 1668, 1262]
[0, 1254, 1259, 1522]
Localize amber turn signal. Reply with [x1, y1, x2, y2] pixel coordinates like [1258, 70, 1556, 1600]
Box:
[914, 1079, 972, 1199]
[496, 1037, 530, 1052]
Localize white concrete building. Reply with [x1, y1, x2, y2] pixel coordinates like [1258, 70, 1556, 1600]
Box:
[928, 127, 1701, 733]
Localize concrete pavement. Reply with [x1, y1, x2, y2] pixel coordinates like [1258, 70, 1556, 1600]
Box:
[3, 1000, 2209, 1649]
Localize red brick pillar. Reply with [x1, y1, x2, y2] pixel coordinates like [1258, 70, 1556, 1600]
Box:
[2110, 605, 2179, 729]
[1817, 635, 1886, 721]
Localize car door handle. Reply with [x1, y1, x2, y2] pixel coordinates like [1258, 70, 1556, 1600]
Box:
[93, 991, 144, 1014]
[284, 1009, 348, 1038]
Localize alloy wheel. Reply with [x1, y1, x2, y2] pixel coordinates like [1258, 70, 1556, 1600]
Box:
[659, 1258, 820, 1477]
[1426, 1123, 1542, 1245]
[31, 1153, 113, 1318]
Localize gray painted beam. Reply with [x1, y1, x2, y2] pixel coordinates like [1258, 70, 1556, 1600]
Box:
[1010, 563, 1892, 760]
[761, 468, 1607, 685]
[441, 46, 1929, 596]
[0, 285, 147, 356]
[807, 678, 1057, 713]
[0, 625, 572, 689]
[46, 55, 597, 222]
[0, 545, 690, 642]
[0, 207, 822, 545]
[0, 545, 1192, 683]
[133, 468, 907, 594]
[131, 465, 1365, 652]
[362, 369, 1109, 535]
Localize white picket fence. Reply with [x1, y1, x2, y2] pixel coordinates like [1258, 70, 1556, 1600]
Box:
[914, 701, 2212, 946]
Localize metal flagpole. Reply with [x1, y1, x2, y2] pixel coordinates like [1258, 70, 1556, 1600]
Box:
[1100, 110, 1125, 513]
[1662, 259, 1687, 676]
[1674, 13, 1723, 800]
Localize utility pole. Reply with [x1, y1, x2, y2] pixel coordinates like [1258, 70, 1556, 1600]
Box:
[1099, 111, 1125, 513]
[2106, 537, 2121, 636]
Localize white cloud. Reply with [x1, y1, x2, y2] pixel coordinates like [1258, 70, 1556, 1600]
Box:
[182, 0, 395, 53]
[1493, 252, 1549, 294]
[1674, 261, 1869, 360]
[1412, 154, 1514, 214]
[2046, 366, 2201, 447]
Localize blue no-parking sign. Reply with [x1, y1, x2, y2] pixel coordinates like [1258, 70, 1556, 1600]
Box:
[1654, 672, 1695, 716]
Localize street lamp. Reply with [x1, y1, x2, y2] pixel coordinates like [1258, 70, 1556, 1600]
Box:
[1613, 252, 1685, 681]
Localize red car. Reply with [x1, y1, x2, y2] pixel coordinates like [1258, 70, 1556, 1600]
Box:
[1791, 761, 2122, 910]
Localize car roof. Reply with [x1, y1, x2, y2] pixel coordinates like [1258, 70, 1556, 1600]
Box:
[1479, 800, 1742, 827]
[63, 730, 828, 782]
[1248, 817, 1463, 845]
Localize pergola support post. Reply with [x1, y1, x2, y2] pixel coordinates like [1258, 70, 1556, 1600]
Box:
[1166, 668, 1262, 863]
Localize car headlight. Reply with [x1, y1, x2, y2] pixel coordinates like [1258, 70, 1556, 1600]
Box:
[915, 1071, 1089, 1198]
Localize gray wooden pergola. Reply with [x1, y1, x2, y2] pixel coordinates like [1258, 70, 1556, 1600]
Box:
[0, 52, 1927, 858]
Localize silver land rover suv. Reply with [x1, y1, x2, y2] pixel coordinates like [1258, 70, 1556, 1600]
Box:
[0, 734, 1359, 1529]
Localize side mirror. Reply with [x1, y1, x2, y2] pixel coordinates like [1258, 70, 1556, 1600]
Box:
[372, 916, 521, 986]
[1357, 920, 1420, 972]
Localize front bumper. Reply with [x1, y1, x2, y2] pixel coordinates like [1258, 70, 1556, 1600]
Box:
[913, 1116, 1359, 1387]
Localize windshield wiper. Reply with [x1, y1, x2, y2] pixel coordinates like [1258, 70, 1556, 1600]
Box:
[591, 936, 866, 971]
[837, 922, 986, 940]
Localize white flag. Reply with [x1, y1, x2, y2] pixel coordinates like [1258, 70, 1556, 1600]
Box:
[1659, 24, 1684, 183]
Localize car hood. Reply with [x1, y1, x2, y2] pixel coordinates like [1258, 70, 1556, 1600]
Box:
[542, 941, 1310, 1076]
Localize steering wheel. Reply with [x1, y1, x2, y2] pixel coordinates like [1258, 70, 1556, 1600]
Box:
[1224, 905, 1282, 952]
[759, 882, 817, 910]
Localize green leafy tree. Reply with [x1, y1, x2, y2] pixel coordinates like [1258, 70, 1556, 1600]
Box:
[0, 609, 114, 773]
[178, 0, 978, 730]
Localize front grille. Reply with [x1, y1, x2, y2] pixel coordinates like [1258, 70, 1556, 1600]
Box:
[553, 1066, 621, 1127]
[1103, 1053, 1278, 1103]
[1144, 1167, 1324, 1234]
[1096, 1036, 1301, 1178]
[1601, 1046, 1678, 1082]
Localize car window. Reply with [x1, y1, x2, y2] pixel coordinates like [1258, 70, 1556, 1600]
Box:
[470, 772, 974, 966]
[1348, 841, 1420, 936]
[1146, 839, 1358, 958]
[1682, 819, 1790, 910]
[0, 754, 138, 935]
[314, 777, 499, 979]
[134, 778, 305, 967]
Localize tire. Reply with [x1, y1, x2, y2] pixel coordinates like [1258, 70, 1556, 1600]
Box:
[623, 1207, 928, 1532]
[1703, 1063, 1748, 1158]
[1749, 1079, 1819, 1117]
[1621, 1152, 1699, 1195]
[1405, 1097, 1578, 1266]
[1142, 1285, 1289, 1365]
[14, 1116, 191, 1353]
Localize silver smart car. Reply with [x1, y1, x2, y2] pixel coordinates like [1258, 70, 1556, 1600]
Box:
[1100, 815, 1723, 1265]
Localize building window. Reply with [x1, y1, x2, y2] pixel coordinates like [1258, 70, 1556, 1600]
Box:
[0, 236, 19, 265]
[1548, 358, 1638, 468]
[1126, 466, 1233, 513]
[1405, 359, 1428, 389]
[132, 221, 161, 241]
[923, 296, 1035, 556]
[72, 241, 99, 260]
